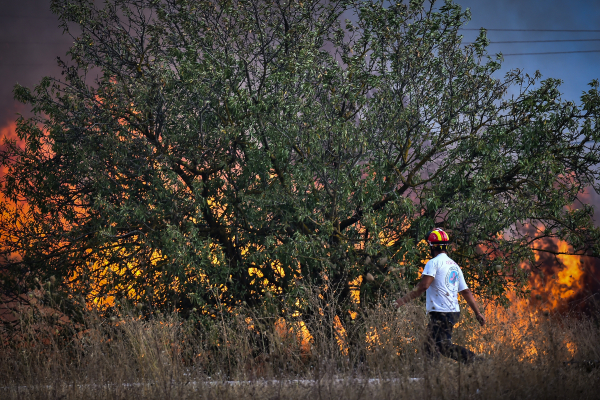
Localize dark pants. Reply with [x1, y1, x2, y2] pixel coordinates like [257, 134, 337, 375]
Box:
[425, 312, 475, 364]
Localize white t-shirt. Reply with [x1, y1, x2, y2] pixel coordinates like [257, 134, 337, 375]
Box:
[421, 253, 468, 313]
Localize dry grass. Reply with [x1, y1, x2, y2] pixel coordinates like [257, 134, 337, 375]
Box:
[1, 293, 599, 400]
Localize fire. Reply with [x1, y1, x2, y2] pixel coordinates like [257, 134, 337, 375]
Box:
[0, 121, 20, 146]
[462, 237, 589, 361]
[552, 242, 584, 300]
[464, 294, 578, 362]
[0, 121, 21, 197]
[274, 317, 312, 354]
[529, 239, 586, 312]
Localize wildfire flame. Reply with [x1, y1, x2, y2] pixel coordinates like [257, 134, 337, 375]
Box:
[529, 239, 587, 313]
[467, 293, 579, 362]
[462, 238, 590, 362]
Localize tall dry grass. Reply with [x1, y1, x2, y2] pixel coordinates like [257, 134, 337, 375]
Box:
[1, 290, 599, 399]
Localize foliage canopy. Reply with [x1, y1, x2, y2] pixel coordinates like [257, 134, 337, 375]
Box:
[2, 0, 600, 318]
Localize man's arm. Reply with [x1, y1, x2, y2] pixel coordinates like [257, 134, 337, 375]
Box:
[459, 288, 485, 326]
[395, 275, 434, 307]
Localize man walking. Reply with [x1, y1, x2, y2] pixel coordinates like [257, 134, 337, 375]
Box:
[395, 228, 485, 363]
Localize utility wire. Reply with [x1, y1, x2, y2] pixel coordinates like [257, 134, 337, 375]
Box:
[7, 39, 600, 46]
[460, 28, 600, 32]
[1, 48, 599, 68]
[502, 50, 600, 56]
[1, 49, 599, 67]
[3, 39, 600, 47]
[466, 39, 600, 44]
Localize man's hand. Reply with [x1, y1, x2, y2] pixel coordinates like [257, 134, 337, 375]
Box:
[460, 288, 485, 326]
[475, 312, 485, 326]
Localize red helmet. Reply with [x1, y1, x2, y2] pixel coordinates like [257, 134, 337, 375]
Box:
[427, 228, 450, 246]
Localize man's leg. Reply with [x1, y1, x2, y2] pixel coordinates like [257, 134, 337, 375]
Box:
[437, 312, 476, 364]
[424, 312, 444, 360]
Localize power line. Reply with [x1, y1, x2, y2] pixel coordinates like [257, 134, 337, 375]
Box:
[1, 50, 599, 68]
[460, 28, 600, 32]
[3, 38, 598, 44]
[466, 39, 600, 44]
[502, 50, 600, 56]
[2, 38, 599, 47]
[10, 39, 598, 46]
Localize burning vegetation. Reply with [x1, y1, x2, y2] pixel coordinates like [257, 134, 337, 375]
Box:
[528, 238, 600, 314]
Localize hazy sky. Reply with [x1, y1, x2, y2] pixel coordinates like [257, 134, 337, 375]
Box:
[0, 0, 599, 189]
[0, 0, 73, 127]
[459, 0, 600, 102]
[1, 0, 599, 125]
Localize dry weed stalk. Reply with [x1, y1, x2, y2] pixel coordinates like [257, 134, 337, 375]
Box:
[1, 291, 599, 399]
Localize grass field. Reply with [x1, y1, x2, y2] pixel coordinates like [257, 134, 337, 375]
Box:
[1, 296, 599, 399]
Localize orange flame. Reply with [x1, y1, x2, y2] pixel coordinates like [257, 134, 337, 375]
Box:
[274, 317, 313, 354]
[464, 294, 578, 362]
[529, 239, 586, 312]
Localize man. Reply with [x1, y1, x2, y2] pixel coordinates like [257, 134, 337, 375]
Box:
[395, 228, 485, 364]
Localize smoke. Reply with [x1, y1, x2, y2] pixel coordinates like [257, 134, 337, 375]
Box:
[0, 0, 73, 128]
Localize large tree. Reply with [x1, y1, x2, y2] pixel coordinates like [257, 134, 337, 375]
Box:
[2, 0, 600, 318]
